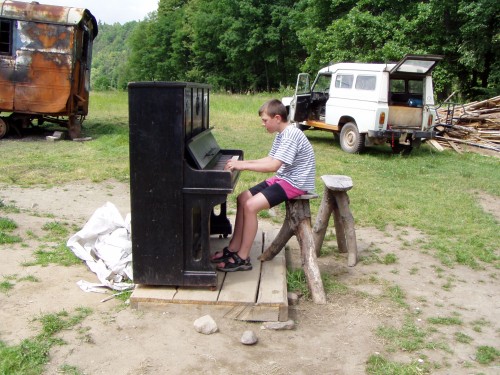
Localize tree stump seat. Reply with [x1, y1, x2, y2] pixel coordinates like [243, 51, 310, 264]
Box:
[259, 194, 326, 304]
[313, 175, 358, 267]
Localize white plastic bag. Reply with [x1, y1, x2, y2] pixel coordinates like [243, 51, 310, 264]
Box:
[67, 202, 134, 291]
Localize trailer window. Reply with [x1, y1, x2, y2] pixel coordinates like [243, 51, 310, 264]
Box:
[355, 75, 376, 90]
[0, 19, 13, 55]
[335, 74, 354, 89]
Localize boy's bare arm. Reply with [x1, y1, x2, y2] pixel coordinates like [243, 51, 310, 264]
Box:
[225, 156, 282, 173]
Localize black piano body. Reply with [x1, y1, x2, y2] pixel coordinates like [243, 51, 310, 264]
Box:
[128, 81, 243, 287]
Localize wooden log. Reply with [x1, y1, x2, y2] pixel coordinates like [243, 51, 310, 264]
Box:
[435, 135, 500, 152]
[450, 124, 478, 133]
[464, 96, 500, 111]
[313, 175, 357, 267]
[259, 219, 294, 261]
[331, 196, 348, 254]
[312, 188, 334, 257]
[334, 192, 358, 267]
[296, 218, 326, 304]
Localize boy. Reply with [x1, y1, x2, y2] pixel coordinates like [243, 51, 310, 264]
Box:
[212, 99, 316, 272]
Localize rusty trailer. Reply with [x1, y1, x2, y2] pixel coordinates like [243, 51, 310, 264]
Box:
[0, 0, 98, 139]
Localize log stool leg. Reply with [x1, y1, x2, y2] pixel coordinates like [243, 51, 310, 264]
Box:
[312, 187, 334, 257]
[334, 191, 357, 266]
[259, 212, 294, 261]
[313, 175, 358, 267]
[260, 197, 326, 304]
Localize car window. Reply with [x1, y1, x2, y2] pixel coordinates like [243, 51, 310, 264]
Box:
[313, 74, 331, 92]
[408, 80, 423, 94]
[335, 74, 354, 89]
[355, 75, 376, 90]
[390, 79, 405, 93]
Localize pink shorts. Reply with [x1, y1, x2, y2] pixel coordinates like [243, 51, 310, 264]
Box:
[265, 177, 306, 199]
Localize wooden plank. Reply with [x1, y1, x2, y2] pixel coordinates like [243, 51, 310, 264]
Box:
[130, 284, 177, 308]
[443, 133, 463, 154]
[217, 232, 264, 304]
[130, 228, 288, 321]
[173, 273, 224, 304]
[428, 139, 444, 151]
[217, 250, 262, 304]
[224, 304, 280, 322]
[257, 253, 287, 306]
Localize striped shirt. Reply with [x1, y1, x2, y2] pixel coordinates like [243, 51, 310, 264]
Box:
[269, 125, 316, 193]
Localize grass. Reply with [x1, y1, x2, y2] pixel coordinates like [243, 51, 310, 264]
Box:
[427, 316, 463, 326]
[366, 354, 431, 375]
[0, 90, 497, 374]
[0, 307, 92, 375]
[376, 317, 427, 352]
[475, 345, 500, 365]
[286, 268, 349, 299]
[0, 91, 498, 268]
[23, 243, 81, 267]
[0, 217, 22, 244]
[0, 274, 39, 294]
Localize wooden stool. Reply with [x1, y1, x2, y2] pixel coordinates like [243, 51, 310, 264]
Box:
[313, 175, 358, 267]
[259, 194, 326, 304]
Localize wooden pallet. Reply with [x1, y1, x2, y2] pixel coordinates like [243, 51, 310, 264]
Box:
[130, 229, 288, 321]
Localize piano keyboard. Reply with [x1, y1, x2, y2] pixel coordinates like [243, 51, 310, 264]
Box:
[212, 154, 240, 171]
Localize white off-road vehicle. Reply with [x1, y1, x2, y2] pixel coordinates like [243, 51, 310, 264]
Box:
[282, 54, 442, 153]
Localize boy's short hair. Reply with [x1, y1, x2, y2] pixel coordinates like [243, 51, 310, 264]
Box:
[258, 99, 288, 121]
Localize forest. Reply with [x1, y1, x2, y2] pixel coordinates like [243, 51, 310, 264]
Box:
[90, 0, 499, 101]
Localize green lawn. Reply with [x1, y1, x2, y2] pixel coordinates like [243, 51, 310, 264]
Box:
[0, 91, 498, 269]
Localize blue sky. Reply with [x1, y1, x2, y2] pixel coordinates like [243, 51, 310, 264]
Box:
[37, 0, 158, 24]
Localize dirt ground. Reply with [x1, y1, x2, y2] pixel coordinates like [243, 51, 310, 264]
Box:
[0, 181, 499, 375]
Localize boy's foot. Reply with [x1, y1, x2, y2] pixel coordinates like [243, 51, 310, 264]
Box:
[216, 252, 252, 272]
[210, 247, 236, 263]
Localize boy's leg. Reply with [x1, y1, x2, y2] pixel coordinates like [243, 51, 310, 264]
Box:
[227, 190, 252, 251]
[235, 192, 270, 260]
[217, 182, 287, 268]
[211, 181, 269, 262]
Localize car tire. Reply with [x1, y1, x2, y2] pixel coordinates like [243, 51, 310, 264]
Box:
[340, 122, 365, 153]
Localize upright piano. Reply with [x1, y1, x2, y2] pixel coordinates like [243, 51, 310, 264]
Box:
[128, 82, 243, 287]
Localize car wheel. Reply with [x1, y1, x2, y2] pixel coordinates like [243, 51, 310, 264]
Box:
[340, 122, 365, 153]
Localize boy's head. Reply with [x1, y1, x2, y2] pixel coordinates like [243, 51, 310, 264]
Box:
[258, 99, 288, 123]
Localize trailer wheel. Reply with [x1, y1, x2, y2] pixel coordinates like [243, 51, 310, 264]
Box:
[0, 118, 9, 139]
[340, 122, 365, 153]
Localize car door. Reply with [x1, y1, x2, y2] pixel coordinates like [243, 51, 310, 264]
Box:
[289, 73, 311, 122]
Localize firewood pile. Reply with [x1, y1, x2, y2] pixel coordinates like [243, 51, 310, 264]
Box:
[429, 95, 500, 154]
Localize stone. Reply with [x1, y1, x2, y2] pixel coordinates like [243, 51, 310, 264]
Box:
[261, 320, 295, 330]
[240, 330, 258, 345]
[287, 292, 299, 305]
[193, 315, 218, 335]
